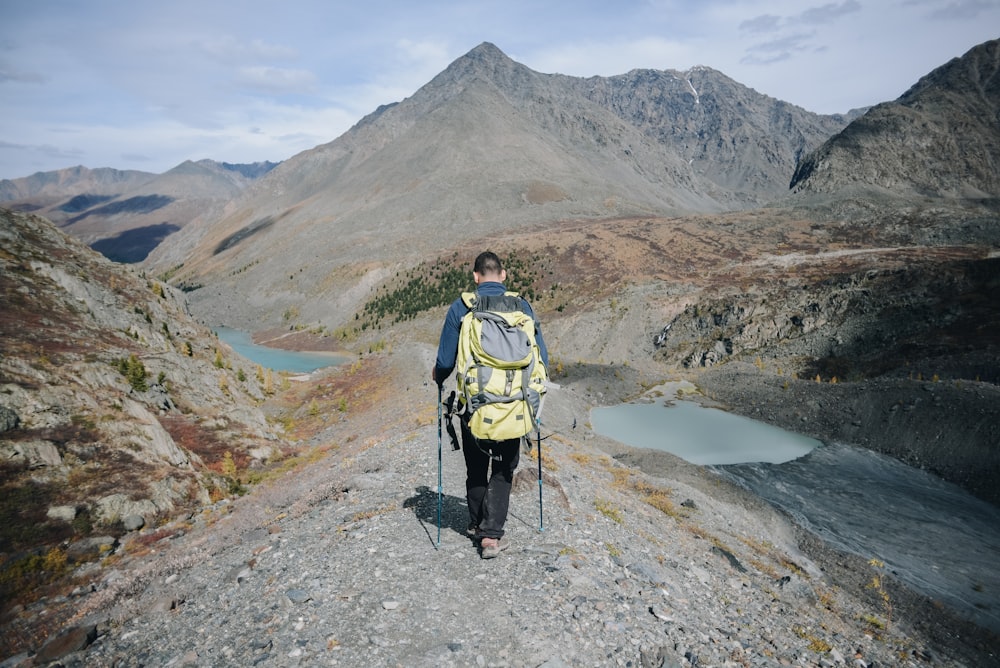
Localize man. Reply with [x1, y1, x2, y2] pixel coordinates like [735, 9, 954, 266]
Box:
[432, 251, 549, 558]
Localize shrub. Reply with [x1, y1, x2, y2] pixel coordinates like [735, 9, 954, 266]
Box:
[594, 498, 623, 524]
[114, 354, 148, 392]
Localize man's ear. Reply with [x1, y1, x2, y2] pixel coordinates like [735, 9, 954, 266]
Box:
[473, 271, 482, 285]
[499, 269, 507, 282]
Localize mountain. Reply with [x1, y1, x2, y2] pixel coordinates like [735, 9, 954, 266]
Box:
[0, 166, 156, 206]
[147, 42, 851, 330]
[0, 160, 278, 262]
[790, 38, 1000, 201]
[565, 65, 857, 201]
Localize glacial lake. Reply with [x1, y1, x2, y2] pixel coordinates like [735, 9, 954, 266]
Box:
[590, 400, 819, 465]
[214, 327, 348, 373]
[590, 396, 1000, 632]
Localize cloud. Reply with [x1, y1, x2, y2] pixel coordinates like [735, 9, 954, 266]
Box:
[0, 139, 85, 161]
[235, 66, 317, 94]
[0, 60, 46, 84]
[120, 152, 155, 163]
[737, 1, 861, 67]
[195, 35, 299, 63]
[740, 1, 861, 34]
[920, 0, 999, 20]
[739, 14, 783, 34]
[795, 0, 862, 25]
[741, 33, 815, 65]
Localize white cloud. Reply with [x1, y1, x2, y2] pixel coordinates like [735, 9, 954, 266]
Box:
[195, 35, 300, 63]
[235, 66, 318, 94]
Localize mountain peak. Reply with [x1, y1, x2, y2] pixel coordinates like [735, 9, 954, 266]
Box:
[432, 41, 529, 88]
[465, 41, 508, 61]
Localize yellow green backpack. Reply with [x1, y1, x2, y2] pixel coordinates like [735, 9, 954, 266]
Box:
[456, 291, 547, 441]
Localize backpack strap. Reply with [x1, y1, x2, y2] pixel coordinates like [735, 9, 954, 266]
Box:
[461, 290, 522, 313]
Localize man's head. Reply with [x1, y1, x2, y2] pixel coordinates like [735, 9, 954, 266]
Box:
[473, 251, 505, 284]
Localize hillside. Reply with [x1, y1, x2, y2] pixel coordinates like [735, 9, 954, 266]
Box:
[0, 208, 291, 633]
[142, 43, 851, 334]
[790, 39, 1000, 202]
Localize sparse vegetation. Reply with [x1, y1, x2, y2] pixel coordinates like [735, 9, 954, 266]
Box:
[866, 558, 893, 634]
[114, 354, 148, 392]
[350, 251, 550, 335]
[594, 497, 623, 524]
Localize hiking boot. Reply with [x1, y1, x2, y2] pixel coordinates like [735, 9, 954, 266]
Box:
[479, 536, 511, 559]
[466, 523, 480, 540]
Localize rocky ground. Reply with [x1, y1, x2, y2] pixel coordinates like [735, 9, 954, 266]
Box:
[5, 343, 998, 668]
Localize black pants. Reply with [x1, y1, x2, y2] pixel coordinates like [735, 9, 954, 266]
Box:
[461, 418, 520, 539]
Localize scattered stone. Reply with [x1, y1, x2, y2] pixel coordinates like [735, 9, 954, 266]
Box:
[123, 514, 146, 531]
[47, 505, 77, 522]
[286, 589, 311, 604]
[148, 595, 182, 613]
[710, 545, 747, 573]
[33, 624, 97, 664]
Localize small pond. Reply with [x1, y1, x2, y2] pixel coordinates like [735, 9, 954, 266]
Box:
[214, 326, 348, 373]
[590, 392, 1000, 632]
[590, 400, 819, 465]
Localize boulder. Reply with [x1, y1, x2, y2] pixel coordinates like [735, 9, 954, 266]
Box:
[33, 624, 97, 664]
[66, 536, 117, 561]
[47, 505, 78, 522]
[0, 404, 19, 432]
[0, 439, 62, 468]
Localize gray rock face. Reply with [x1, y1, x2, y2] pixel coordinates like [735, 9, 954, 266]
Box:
[0, 207, 282, 570]
[0, 404, 19, 431]
[791, 38, 1000, 200]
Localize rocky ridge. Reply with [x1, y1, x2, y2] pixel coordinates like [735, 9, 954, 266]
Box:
[5, 351, 997, 667]
[0, 208, 286, 616]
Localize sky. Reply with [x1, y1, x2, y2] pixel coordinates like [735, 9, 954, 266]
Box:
[1, 0, 997, 180]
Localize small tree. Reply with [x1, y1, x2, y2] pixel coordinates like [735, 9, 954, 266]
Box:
[116, 354, 148, 392]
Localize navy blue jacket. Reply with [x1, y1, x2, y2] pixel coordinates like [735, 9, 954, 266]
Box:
[434, 281, 549, 384]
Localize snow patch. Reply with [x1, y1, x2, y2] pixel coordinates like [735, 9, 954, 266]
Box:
[686, 79, 700, 104]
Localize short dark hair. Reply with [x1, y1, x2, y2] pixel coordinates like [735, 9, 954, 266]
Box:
[474, 251, 503, 276]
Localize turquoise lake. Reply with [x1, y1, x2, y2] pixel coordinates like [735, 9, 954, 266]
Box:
[214, 327, 348, 373]
[590, 400, 819, 465]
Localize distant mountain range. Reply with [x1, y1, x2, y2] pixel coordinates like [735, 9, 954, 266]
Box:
[0, 160, 278, 262]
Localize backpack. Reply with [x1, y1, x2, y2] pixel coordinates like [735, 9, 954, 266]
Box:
[456, 291, 547, 441]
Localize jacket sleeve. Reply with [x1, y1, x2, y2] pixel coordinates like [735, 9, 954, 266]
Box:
[433, 299, 465, 383]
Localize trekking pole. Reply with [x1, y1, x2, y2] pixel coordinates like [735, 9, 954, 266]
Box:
[536, 419, 544, 532]
[436, 384, 443, 547]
